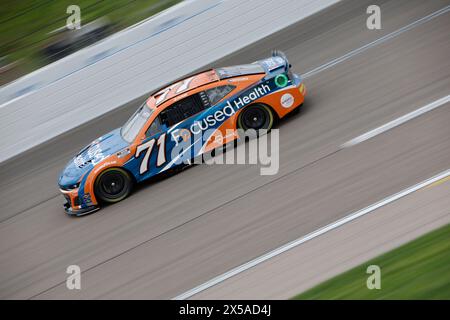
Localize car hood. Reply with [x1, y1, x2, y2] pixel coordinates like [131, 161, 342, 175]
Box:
[58, 128, 129, 189]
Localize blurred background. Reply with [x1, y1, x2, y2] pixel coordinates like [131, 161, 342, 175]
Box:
[0, 0, 181, 85]
[0, 0, 449, 300]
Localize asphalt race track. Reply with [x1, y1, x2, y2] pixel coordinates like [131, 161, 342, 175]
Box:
[0, 0, 449, 299]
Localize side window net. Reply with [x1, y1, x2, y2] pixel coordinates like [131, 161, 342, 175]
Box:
[205, 85, 235, 106]
[159, 94, 205, 127]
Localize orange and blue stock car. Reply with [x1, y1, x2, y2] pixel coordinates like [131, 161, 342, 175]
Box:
[58, 51, 306, 216]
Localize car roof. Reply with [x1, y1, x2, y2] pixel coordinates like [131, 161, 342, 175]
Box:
[146, 64, 266, 110]
[147, 70, 219, 108]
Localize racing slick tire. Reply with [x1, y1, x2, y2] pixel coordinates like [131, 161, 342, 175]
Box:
[237, 104, 274, 137]
[94, 168, 133, 204]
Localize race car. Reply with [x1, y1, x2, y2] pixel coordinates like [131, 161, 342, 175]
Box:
[58, 50, 306, 216]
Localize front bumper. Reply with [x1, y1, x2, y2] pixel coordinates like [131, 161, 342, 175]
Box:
[63, 199, 99, 216]
[60, 188, 99, 217]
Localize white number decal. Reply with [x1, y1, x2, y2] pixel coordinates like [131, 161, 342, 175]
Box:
[135, 133, 167, 174]
[135, 140, 155, 174]
[156, 134, 166, 167]
[155, 83, 178, 105]
[155, 77, 194, 105]
[176, 76, 194, 93]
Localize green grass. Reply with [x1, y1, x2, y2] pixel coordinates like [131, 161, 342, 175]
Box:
[293, 223, 450, 299]
[0, 0, 181, 76]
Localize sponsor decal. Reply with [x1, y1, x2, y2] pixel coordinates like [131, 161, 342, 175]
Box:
[274, 74, 288, 88]
[146, 80, 281, 175]
[180, 129, 191, 141]
[190, 83, 271, 135]
[74, 155, 85, 167]
[170, 83, 271, 142]
[280, 93, 294, 108]
[116, 148, 131, 158]
[92, 160, 117, 175]
[83, 193, 93, 206]
[74, 143, 105, 167]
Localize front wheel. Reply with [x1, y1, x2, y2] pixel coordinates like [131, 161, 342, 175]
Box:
[94, 168, 133, 204]
[237, 104, 274, 134]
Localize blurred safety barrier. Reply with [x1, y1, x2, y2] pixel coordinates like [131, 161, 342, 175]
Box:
[0, 0, 339, 163]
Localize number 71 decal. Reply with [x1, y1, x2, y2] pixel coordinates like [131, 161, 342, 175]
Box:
[135, 134, 167, 174]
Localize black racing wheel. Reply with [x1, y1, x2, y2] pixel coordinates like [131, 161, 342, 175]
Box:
[237, 104, 274, 133]
[95, 168, 133, 204]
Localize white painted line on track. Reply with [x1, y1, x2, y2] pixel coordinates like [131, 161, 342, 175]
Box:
[340, 94, 450, 148]
[173, 168, 450, 300]
[302, 5, 450, 79]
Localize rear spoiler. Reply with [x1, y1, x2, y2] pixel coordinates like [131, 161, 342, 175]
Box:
[257, 50, 291, 74]
[271, 50, 291, 71]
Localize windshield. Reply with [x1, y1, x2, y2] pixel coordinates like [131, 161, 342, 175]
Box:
[121, 103, 153, 143]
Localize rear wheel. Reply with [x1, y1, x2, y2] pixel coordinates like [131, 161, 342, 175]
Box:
[237, 104, 274, 134]
[95, 168, 133, 204]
